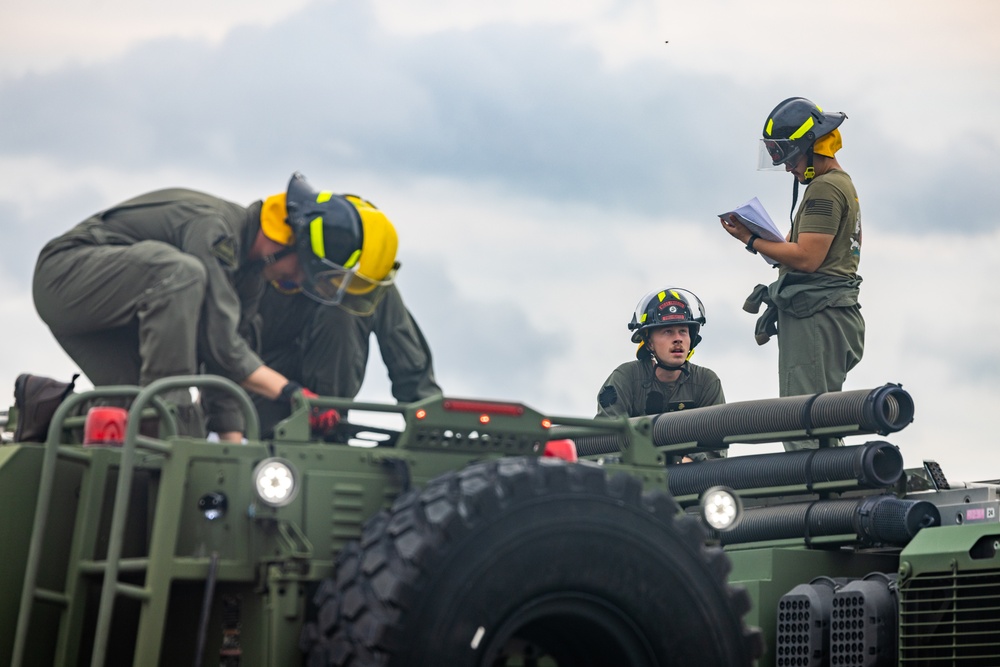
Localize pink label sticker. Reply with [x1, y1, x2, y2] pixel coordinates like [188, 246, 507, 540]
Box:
[966, 508, 986, 521]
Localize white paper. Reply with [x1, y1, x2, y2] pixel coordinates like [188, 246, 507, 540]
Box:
[719, 197, 785, 266]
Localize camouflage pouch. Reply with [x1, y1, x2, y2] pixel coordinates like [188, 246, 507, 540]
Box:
[13, 373, 79, 442]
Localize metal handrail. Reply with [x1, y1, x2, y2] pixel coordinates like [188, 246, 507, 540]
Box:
[12, 386, 153, 667]
[12, 375, 258, 667]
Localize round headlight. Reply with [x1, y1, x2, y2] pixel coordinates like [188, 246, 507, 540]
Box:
[700, 485, 742, 532]
[253, 458, 300, 507]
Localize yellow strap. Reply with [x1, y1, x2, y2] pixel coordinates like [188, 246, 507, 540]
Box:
[309, 216, 326, 258]
[789, 116, 814, 140]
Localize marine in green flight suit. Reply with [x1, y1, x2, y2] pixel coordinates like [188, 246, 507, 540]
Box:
[32, 173, 397, 440]
[596, 287, 727, 462]
[254, 279, 441, 436]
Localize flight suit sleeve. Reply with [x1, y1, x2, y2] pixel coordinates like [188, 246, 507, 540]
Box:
[180, 216, 265, 383]
[373, 286, 442, 403]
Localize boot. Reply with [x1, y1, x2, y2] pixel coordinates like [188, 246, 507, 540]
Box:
[13, 373, 79, 442]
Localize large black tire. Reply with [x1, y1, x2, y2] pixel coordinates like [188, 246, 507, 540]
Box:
[302, 457, 763, 666]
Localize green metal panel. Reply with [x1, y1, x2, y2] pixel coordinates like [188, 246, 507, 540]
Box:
[898, 523, 1000, 565]
[171, 442, 267, 563]
[897, 524, 1000, 664]
[727, 545, 899, 667]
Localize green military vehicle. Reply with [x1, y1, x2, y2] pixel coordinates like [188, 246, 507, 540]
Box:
[0, 374, 996, 666]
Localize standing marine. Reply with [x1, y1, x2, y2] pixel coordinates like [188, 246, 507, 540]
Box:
[720, 97, 864, 450]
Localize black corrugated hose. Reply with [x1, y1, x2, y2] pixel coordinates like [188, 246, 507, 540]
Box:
[666, 441, 904, 497]
[715, 496, 940, 547]
[571, 384, 914, 456]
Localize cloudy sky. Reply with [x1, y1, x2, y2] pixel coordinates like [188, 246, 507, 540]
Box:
[2, 0, 998, 481]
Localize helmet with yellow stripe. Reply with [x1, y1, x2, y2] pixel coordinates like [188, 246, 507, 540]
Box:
[262, 172, 399, 315]
[761, 97, 846, 169]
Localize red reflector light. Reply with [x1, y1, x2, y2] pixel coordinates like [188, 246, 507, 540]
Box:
[415, 409, 427, 420]
[84, 406, 128, 447]
[541, 419, 552, 429]
[442, 400, 524, 417]
[543, 439, 578, 462]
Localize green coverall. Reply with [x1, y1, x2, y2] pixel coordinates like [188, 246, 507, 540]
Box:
[596, 359, 727, 461]
[253, 281, 441, 436]
[32, 189, 267, 435]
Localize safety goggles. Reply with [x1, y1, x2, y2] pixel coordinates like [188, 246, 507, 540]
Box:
[304, 261, 399, 315]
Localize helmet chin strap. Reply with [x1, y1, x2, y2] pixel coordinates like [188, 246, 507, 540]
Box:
[246, 245, 296, 272]
[651, 353, 690, 376]
[264, 245, 297, 265]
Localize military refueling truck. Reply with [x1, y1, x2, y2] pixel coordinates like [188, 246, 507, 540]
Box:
[0, 374, 997, 666]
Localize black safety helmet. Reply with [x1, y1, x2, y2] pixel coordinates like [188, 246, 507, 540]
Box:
[285, 172, 364, 273]
[762, 97, 846, 167]
[628, 288, 706, 350]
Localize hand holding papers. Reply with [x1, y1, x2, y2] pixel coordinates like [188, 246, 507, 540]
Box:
[719, 197, 786, 266]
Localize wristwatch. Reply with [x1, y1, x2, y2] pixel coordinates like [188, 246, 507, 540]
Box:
[745, 233, 761, 254]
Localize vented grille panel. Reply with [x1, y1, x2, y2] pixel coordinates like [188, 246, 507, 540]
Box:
[830, 580, 896, 667]
[899, 570, 1000, 665]
[778, 597, 823, 666]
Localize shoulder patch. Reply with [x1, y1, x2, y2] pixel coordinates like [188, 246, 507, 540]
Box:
[211, 234, 238, 270]
[803, 198, 834, 216]
[598, 385, 618, 408]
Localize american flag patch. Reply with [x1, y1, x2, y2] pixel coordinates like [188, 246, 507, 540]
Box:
[804, 199, 834, 216]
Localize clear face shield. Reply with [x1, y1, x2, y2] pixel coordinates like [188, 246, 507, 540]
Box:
[757, 138, 801, 171]
[304, 260, 399, 315]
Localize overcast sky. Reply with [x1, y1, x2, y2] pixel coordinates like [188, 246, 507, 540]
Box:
[2, 0, 998, 481]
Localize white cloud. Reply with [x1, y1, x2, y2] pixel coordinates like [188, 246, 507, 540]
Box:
[1, 0, 998, 487]
[0, 0, 315, 78]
